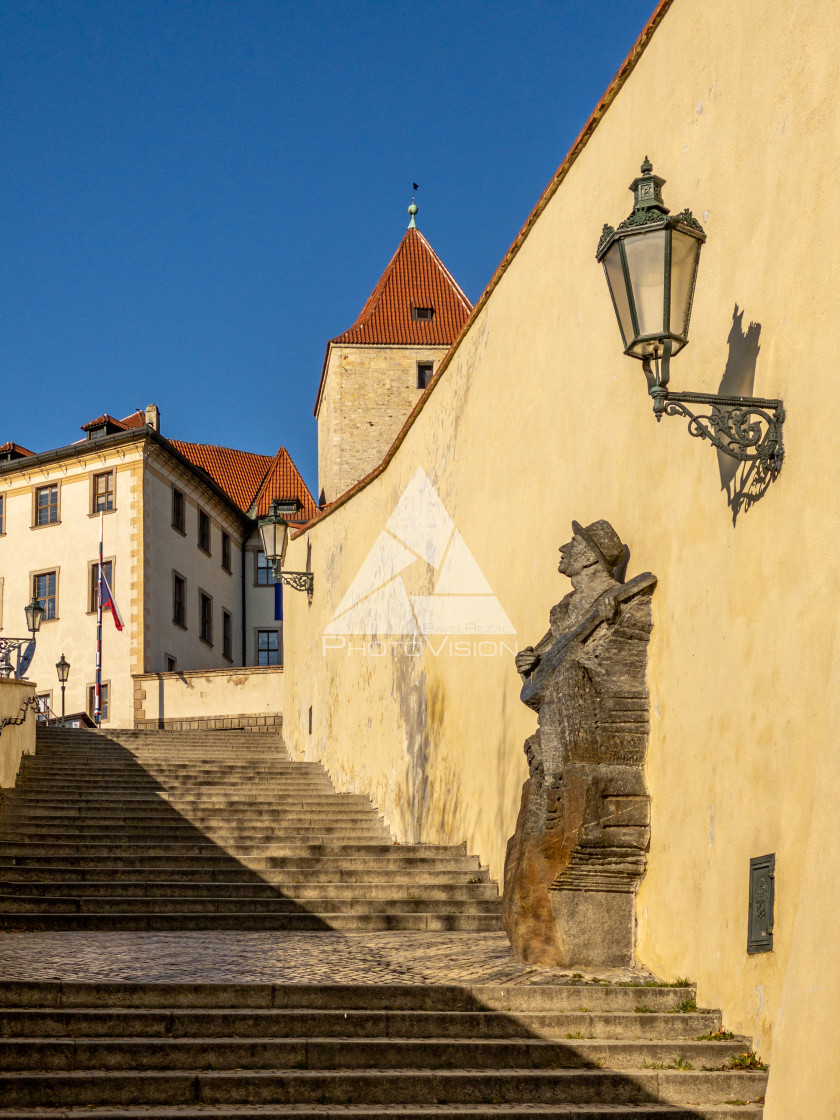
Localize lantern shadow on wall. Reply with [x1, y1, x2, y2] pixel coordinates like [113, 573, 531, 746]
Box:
[716, 305, 778, 524]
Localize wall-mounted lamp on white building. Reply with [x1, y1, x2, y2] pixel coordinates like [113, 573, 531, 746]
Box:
[257, 500, 314, 604]
[597, 158, 784, 471]
[25, 594, 44, 636]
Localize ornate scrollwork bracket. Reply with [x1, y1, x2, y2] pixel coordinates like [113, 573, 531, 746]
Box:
[660, 391, 785, 471]
[641, 352, 784, 472]
[274, 570, 314, 604]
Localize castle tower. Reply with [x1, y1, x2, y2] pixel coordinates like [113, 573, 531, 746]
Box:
[314, 204, 472, 505]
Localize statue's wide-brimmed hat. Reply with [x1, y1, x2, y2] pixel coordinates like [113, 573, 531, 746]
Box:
[571, 519, 626, 575]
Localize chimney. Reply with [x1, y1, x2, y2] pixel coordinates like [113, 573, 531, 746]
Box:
[145, 403, 161, 432]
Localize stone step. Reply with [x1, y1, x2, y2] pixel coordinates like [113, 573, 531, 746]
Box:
[0, 842, 464, 860]
[0, 846, 477, 865]
[0, 1035, 752, 1072]
[0, 1105, 768, 1119]
[0, 912, 505, 932]
[22, 760, 316, 770]
[0, 1067, 768, 1108]
[12, 784, 336, 792]
[0, 824, 391, 842]
[0, 1007, 721, 1041]
[1, 817, 383, 833]
[0, 832, 422, 853]
[0, 880, 499, 900]
[0, 868, 493, 889]
[0, 896, 502, 916]
[8, 796, 373, 809]
[0, 983, 702, 1013]
[0, 864, 490, 886]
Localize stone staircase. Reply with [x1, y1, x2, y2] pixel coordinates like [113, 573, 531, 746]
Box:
[0, 980, 767, 1117]
[0, 727, 502, 932]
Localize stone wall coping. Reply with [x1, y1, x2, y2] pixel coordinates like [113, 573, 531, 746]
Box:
[0, 677, 36, 693]
[132, 666, 284, 683]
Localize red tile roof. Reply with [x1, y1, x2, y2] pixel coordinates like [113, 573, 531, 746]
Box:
[169, 441, 276, 514]
[171, 440, 318, 521]
[314, 227, 473, 415]
[0, 442, 34, 457]
[80, 414, 126, 433]
[252, 447, 319, 522]
[80, 410, 145, 434]
[331, 227, 472, 347]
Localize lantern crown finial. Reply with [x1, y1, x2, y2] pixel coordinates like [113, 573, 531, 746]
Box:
[628, 157, 668, 218]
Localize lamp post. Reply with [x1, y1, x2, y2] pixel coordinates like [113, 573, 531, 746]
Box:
[597, 158, 784, 470]
[56, 653, 70, 727]
[257, 500, 314, 603]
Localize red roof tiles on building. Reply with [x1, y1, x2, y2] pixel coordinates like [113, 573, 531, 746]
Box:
[252, 448, 319, 522]
[331, 227, 471, 347]
[169, 441, 276, 514]
[0, 442, 34, 457]
[314, 227, 472, 416]
[171, 440, 318, 521]
[119, 411, 146, 429]
[80, 414, 127, 433]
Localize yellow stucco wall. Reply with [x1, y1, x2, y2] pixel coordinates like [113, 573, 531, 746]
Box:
[0, 677, 37, 789]
[0, 446, 143, 726]
[134, 664, 284, 724]
[283, 0, 840, 1104]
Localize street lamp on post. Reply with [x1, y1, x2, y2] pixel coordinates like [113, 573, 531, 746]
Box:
[597, 158, 784, 471]
[257, 500, 314, 603]
[56, 653, 70, 728]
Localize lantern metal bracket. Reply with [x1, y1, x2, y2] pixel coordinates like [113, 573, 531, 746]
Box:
[642, 353, 784, 471]
[271, 566, 314, 603]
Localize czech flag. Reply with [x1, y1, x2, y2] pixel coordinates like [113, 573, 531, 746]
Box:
[99, 571, 125, 631]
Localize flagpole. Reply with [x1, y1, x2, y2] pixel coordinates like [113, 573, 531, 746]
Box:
[95, 511, 103, 726]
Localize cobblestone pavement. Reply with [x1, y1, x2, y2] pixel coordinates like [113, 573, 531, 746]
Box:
[0, 931, 657, 986]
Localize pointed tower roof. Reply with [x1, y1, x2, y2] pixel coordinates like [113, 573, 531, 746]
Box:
[315, 223, 473, 415]
[251, 446, 319, 521]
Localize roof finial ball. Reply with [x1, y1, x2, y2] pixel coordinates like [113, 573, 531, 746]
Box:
[407, 200, 418, 230]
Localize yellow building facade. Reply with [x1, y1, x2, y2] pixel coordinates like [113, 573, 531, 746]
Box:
[283, 1, 840, 1115]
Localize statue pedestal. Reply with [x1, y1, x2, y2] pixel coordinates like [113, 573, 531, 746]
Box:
[549, 889, 636, 968]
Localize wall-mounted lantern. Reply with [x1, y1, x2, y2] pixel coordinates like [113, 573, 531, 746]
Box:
[597, 159, 784, 471]
[25, 594, 44, 636]
[257, 499, 314, 603]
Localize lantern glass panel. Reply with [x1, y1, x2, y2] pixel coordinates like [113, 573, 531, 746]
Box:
[258, 517, 288, 564]
[602, 242, 634, 350]
[669, 229, 702, 343]
[623, 230, 667, 352]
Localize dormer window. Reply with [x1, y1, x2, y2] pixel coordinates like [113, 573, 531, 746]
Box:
[0, 443, 34, 462]
[81, 415, 126, 440]
[411, 305, 435, 322]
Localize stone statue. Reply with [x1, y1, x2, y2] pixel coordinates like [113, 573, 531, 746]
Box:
[503, 520, 657, 967]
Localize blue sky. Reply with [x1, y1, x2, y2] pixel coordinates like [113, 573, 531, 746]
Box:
[1, 0, 655, 494]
